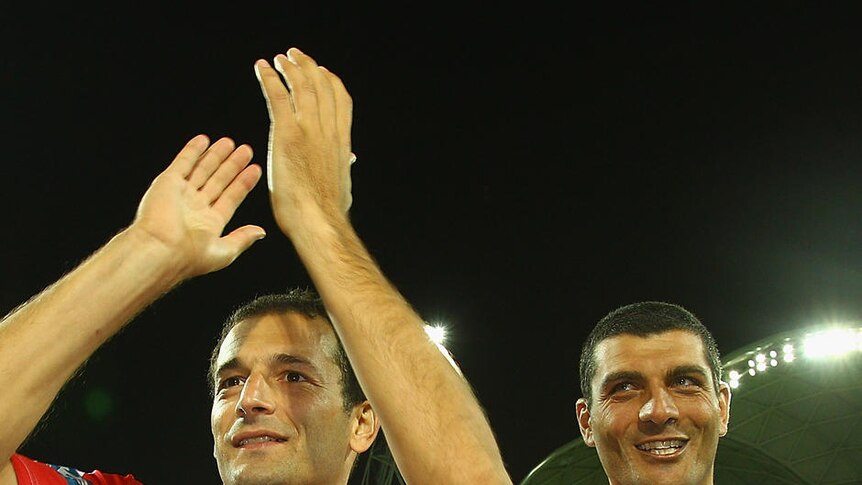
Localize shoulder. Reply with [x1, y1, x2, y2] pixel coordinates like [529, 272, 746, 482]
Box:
[11, 454, 142, 485]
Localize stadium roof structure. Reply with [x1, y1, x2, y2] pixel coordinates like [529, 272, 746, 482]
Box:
[519, 324, 862, 485]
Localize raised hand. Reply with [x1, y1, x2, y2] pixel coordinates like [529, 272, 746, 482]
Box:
[254, 48, 354, 235]
[252, 48, 514, 485]
[132, 134, 265, 280]
[0, 133, 265, 475]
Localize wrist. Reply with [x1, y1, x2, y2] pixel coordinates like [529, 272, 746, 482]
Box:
[118, 225, 192, 288]
[279, 204, 353, 254]
[275, 197, 350, 238]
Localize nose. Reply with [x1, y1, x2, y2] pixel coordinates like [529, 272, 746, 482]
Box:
[236, 373, 275, 417]
[638, 387, 679, 425]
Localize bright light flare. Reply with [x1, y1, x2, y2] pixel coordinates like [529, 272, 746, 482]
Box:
[424, 323, 463, 377]
[723, 325, 862, 393]
[424, 324, 447, 345]
[727, 370, 741, 389]
[803, 328, 861, 359]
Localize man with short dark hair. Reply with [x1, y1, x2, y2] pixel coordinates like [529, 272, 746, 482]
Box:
[207, 289, 378, 485]
[575, 301, 731, 485]
[207, 290, 366, 410]
[0, 46, 513, 485]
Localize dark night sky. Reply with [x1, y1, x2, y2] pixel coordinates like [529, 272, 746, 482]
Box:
[3, 3, 862, 483]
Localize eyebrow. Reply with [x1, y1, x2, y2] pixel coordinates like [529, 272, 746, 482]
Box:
[214, 353, 320, 381]
[668, 365, 710, 378]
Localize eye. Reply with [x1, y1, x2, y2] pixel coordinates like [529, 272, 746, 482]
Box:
[673, 376, 700, 387]
[611, 382, 637, 393]
[218, 376, 245, 391]
[284, 371, 308, 383]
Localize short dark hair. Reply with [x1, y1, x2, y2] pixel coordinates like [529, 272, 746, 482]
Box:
[207, 288, 366, 411]
[578, 301, 722, 405]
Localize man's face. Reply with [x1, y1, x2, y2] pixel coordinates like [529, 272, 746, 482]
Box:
[576, 330, 730, 485]
[211, 312, 373, 485]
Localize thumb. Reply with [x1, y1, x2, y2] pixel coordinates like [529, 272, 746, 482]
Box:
[212, 225, 267, 269]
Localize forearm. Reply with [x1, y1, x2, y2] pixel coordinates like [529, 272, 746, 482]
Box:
[289, 209, 512, 484]
[0, 226, 184, 461]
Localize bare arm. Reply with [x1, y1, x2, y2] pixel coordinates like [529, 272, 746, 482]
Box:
[0, 135, 264, 474]
[255, 48, 512, 485]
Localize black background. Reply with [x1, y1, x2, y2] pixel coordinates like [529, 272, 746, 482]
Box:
[3, 2, 862, 483]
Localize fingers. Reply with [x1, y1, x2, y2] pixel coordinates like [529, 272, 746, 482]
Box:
[308, 63, 338, 133]
[274, 50, 321, 129]
[211, 163, 263, 223]
[168, 134, 211, 178]
[165, 135, 257, 195]
[281, 48, 354, 156]
[323, 67, 354, 160]
[200, 144, 254, 204]
[186, 137, 239, 189]
[255, 59, 294, 122]
[175, 136, 261, 217]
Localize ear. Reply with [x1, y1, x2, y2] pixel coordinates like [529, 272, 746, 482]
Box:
[717, 381, 732, 437]
[348, 400, 380, 453]
[576, 398, 596, 447]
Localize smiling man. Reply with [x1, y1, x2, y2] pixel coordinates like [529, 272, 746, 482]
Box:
[575, 302, 731, 485]
[208, 291, 378, 485]
[0, 44, 512, 485]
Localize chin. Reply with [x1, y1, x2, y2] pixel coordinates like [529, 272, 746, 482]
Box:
[223, 465, 294, 485]
[629, 465, 706, 485]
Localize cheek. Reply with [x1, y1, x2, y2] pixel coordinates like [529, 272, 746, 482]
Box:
[592, 406, 631, 443]
[684, 396, 722, 425]
[211, 400, 232, 437]
[283, 383, 343, 416]
[281, 389, 317, 420]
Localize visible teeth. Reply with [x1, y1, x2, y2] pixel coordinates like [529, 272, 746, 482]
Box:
[647, 446, 679, 456]
[636, 440, 685, 455]
[239, 436, 279, 446]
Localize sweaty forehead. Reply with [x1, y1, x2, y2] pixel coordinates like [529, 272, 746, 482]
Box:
[217, 312, 340, 367]
[593, 330, 708, 378]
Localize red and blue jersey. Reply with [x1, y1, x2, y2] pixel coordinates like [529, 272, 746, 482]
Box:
[11, 454, 142, 485]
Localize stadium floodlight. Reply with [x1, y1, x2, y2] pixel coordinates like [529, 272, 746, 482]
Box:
[724, 325, 862, 392]
[782, 343, 795, 362]
[728, 370, 741, 389]
[803, 328, 860, 359]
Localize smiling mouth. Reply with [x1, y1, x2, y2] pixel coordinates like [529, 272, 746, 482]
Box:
[635, 440, 687, 456]
[238, 436, 287, 447]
